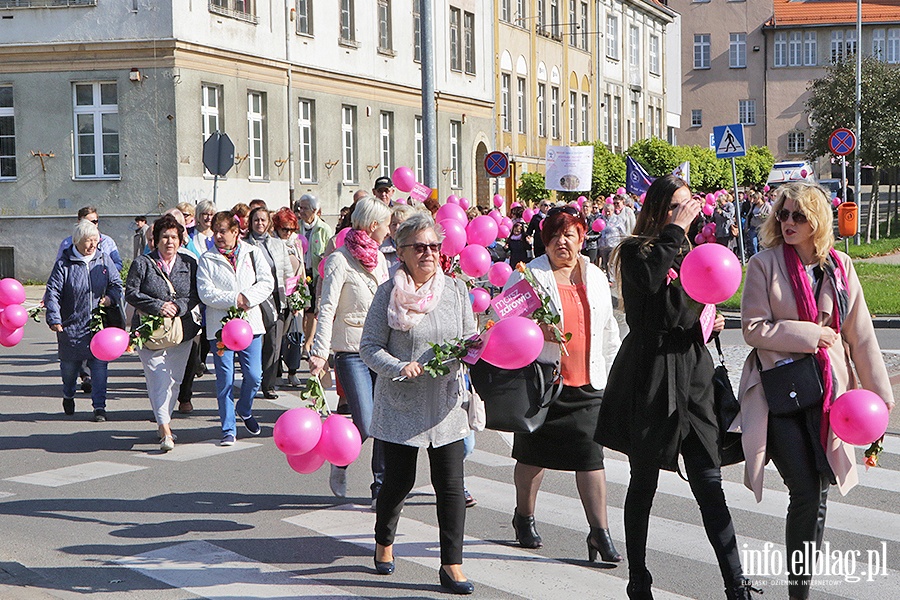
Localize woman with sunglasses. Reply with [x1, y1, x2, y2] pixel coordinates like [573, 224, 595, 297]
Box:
[596, 175, 755, 599]
[360, 212, 477, 594]
[272, 207, 307, 387]
[504, 204, 623, 565]
[738, 181, 893, 600]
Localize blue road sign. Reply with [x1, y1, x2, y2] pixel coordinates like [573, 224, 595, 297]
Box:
[828, 128, 856, 156]
[484, 151, 509, 177]
[712, 124, 746, 159]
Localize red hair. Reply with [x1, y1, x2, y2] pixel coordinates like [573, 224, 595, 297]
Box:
[541, 210, 586, 246]
[272, 207, 299, 230]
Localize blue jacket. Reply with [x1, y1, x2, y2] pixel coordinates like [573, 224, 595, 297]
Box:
[57, 234, 123, 272]
[45, 248, 123, 361]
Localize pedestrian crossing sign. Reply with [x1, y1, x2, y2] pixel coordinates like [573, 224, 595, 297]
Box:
[712, 124, 746, 159]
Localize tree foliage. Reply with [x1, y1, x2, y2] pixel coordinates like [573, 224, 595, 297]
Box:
[517, 171, 551, 204]
[734, 145, 775, 188]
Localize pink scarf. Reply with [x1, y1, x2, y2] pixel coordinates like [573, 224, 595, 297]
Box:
[345, 228, 380, 272]
[783, 244, 848, 445]
[387, 267, 444, 331]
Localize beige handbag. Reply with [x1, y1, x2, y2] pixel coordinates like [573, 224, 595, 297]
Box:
[143, 270, 184, 350]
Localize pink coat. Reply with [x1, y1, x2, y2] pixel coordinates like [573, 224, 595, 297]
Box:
[736, 246, 894, 501]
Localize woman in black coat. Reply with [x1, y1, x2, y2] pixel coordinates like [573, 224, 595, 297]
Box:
[595, 175, 756, 600]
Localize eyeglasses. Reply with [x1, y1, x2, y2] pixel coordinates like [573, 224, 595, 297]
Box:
[776, 209, 808, 224]
[401, 242, 442, 254]
[181, 212, 192, 219]
[87, 219, 99, 224]
[547, 205, 580, 218]
[280, 228, 297, 233]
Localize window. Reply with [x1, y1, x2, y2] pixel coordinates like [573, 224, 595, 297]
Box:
[580, 2, 588, 50]
[569, 0, 577, 46]
[0, 86, 15, 180]
[209, 0, 257, 24]
[517, 0, 527, 26]
[888, 28, 900, 63]
[739, 99, 756, 125]
[377, 0, 392, 52]
[629, 25, 640, 68]
[655, 107, 662, 138]
[831, 30, 843, 62]
[602, 94, 610, 144]
[201, 84, 222, 175]
[804, 31, 817, 65]
[647, 106, 653, 139]
[629, 101, 638, 146]
[413, 0, 421, 62]
[340, 0, 355, 43]
[449, 7, 461, 71]
[691, 109, 702, 127]
[873, 28, 886, 59]
[537, 84, 546, 137]
[537, 0, 544, 33]
[845, 29, 857, 56]
[501, 0, 510, 22]
[73, 82, 119, 178]
[247, 91, 266, 180]
[296, 0, 312, 35]
[298, 99, 315, 183]
[787, 131, 806, 154]
[551, 86, 560, 138]
[694, 34, 710, 69]
[581, 93, 588, 142]
[774, 32, 787, 67]
[501, 73, 511, 132]
[449, 120, 460, 189]
[341, 105, 356, 183]
[517, 77, 527, 134]
[414, 116, 424, 182]
[612, 96, 620, 149]
[729, 32, 746, 68]
[649, 35, 660, 74]
[379, 112, 393, 178]
[788, 32, 802, 66]
[550, 0, 559, 38]
[569, 91, 577, 141]
[606, 15, 619, 59]
[464, 11, 476, 74]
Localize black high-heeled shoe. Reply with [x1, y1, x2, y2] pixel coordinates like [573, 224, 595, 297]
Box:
[373, 555, 394, 575]
[587, 527, 623, 563]
[512, 510, 543, 548]
[439, 566, 474, 595]
[627, 568, 654, 600]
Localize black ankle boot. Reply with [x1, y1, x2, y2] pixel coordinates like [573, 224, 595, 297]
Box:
[587, 527, 623, 562]
[627, 568, 654, 600]
[725, 578, 763, 599]
[512, 510, 542, 549]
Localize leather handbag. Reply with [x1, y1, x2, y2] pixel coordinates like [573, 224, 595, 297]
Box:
[468, 359, 563, 433]
[712, 337, 743, 466]
[755, 352, 823, 416]
[143, 270, 184, 350]
[458, 365, 485, 432]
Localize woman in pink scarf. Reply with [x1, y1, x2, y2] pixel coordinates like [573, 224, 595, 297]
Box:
[739, 182, 894, 599]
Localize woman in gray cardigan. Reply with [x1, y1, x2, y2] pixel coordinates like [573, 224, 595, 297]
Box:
[360, 213, 477, 595]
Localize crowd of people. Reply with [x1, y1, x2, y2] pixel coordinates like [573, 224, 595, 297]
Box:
[41, 177, 893, 598]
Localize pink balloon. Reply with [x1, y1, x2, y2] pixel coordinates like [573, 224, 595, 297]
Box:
[489, 210, 503, 224]
[458, 197, 470, 210]
[436, 203, 468, 226]
[577, 195, 588, 206]
[334, 228, 349, 249]
[286, 448, 327, 474]
[830, 390, 889, 446]
[488, 262, 513, 287]
[480, 317, 544, 370]
[466, 216, 499, 247]
[392, 166, 417, 193]
[222, 318, 253, 351]
[89, 327, 129, 361]
[800, 169, 808, 178]
[705, 193, 716, 205]
[605, 197, 613, 205]
[493, 194, 504, 208]
[470, 287, 491, 312]
[832, 197, 841, 207]
[702, 204, 715, 216]
[616, 187, 626, 196]
[702, 223, 716, 235]
[680, 244, 743, 304]
[317, 257, 325, 279]
[0, 304, 27, 330]
[0, 325, 24, 348]
[273, 407, 323, 456]
[446, 194, 459, 205]
[706, 233, 718, 244]
[439, 219, 468, 257]
[639, 193, 646, 202]
[0, 278, 25, 307]
[299, 235, 309, 254]
[694, 233, 706, 245]
[458, 245, 491, 278]
[394, 197, 407, 205]
[501, 217, 513, 229]
[522, 208, 536, 222]
[317, 414, 362, 467]
[591, 219, 606, 233]
[763, 185, 770, 192]
[497, 224, 511, 238]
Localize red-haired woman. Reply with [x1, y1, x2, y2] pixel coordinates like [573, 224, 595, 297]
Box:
[502, 205, 623, 564]
[272, 207, 306, 386]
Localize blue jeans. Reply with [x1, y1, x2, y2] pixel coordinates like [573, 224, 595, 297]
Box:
[60, 357, 108, 410]
[334, 351, 385, 497]
[212, 335, 263, 437]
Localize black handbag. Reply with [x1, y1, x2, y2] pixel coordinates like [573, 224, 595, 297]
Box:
[712, 337, 744, 466]
[755, 352, 823, 416]
[468, 359, 563, 433]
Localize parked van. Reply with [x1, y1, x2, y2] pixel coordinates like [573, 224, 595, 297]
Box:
[766, 161, 817, 188]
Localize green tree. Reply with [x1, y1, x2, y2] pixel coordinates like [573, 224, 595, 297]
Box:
[627, 137, 681, 174]
[517, 171, 551, 205]
[734, 145, 775, 188]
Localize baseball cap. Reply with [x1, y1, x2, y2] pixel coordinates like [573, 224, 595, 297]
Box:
[374, 176, 393, 190]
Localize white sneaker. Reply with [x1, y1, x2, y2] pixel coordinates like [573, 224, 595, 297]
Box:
[329, 465, 347, 497]
[160, 436, 175, 452]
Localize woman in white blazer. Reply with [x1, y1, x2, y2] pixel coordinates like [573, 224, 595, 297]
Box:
[198, 211, 275, 446]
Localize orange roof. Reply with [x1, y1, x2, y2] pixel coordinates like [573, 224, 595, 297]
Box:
[773, 0, 900, 27]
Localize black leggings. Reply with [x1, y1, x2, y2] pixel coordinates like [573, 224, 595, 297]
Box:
[767, 412, 830, 600]
[374, 439, 466, 565]
[625, 432, 743, 586]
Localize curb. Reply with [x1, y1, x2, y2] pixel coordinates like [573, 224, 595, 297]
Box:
[721, 312, 900, 329]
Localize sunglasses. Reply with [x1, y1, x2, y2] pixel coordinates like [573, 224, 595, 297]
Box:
[547, 205, 579, 218]
[88, 219, 99, 224]
[401, 242, 442, 254]
[776, 209, 808, 224]
[280, 227, 297, 233]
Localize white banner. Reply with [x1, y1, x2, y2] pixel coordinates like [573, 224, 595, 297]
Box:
[545, 145, 594, 192]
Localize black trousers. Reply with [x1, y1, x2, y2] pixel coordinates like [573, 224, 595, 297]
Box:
[374, 439, 466, 565]
[767, 412, 829, 600]
[177, 335, 201, 404]
[260, 317, 285, 392]
[625, 432, 743, 587]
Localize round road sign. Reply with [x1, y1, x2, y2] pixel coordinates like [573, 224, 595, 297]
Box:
[828, 128, 856, 156]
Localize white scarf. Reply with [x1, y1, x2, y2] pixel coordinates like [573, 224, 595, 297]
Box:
[71, 246, 94, 265]
[387, 267, 445, 331]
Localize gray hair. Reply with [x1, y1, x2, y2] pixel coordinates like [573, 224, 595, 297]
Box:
[72, 219, 100, 246]
[350, 196, 392, 231]
[296, 193, 320, 212]
[196, 200, 216, 216]
[394, 212, 443, 249]
[391, 203, 420, 223]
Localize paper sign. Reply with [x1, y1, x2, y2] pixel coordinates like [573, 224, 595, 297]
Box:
[545, 145, 594, 192]
[699, 303, 717, 344]
[461, 334, 487, 365]
[491, 279, 542, 320]
[285, 275, 301, 296]
[409, 182, 432, 203]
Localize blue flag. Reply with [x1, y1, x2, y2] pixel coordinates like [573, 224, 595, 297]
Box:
[626, 156, 655, 196]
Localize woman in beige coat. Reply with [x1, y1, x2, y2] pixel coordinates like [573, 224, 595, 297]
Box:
[738, 182, 894, 599]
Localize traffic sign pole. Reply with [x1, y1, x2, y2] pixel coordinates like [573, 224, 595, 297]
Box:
[731, 157, 746, 266]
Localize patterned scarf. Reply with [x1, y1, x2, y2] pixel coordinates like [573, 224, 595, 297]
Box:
[218, 243, 239, 271]
[387, 266, 445, 331]
[344, 228, 380, 272]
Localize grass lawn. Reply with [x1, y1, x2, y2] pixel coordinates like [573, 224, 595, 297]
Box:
[842, 223, 900, 259]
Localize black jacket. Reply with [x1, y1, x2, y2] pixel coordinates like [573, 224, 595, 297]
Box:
[125, 251, 201, 340]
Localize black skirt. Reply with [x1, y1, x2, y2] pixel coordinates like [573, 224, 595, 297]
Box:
[512, 385, 605, 471]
